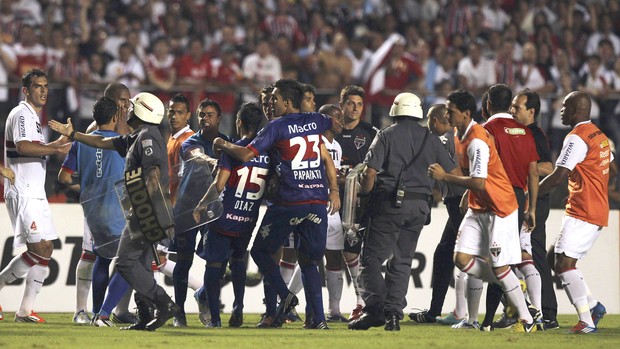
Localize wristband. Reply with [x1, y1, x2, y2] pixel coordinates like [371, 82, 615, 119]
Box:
[69, 130, 77, 140]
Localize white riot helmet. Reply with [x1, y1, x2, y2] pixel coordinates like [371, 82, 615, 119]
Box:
[130, 92, 165, 125]
[389, 92, 423, 119]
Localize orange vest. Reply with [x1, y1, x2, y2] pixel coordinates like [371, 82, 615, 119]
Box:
[456, 123, 518, 217]
[167, 130, 195, 204]
[565, 122, 610, 227]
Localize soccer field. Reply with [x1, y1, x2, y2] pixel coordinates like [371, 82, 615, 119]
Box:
[0, 313, 618, 349]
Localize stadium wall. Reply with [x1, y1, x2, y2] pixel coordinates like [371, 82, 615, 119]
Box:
[1, 204, 618, 315]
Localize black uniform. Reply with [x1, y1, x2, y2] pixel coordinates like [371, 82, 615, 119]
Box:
[359, 117, 455, 321]
[528, 122, 558, 323]
[335, 120, 377, 253]
[428, 129, 466, 318]
[112, 124, 172, 305]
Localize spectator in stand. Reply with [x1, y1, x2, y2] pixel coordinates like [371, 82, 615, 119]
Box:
[457, 41, 496, 96]
[260, 0, 305, 49]
[144, 36, 177, 105]
[241, 39, 282, 103]
[347, 35, 372, 86]
[102, 14, 131, 60]
[274, 35, 302, 81]
[0, 30, 16, 125]
[586, 14, 620, 57]
[208, 46, 243, 137]
[578, 54, 612, 126]
[496, 39, 518, 90]
[311, 32, 352, 92]
[176, 36, 212, 114]
[11, 24, 47, 79]
[104, 42, 145, 95]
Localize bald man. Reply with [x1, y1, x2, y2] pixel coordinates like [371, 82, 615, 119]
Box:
[539, 91, 616, 334]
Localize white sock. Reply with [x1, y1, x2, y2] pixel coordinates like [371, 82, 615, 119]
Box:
[0, 252, 37, 289]
[114, 287, 133, 315]
[466, 277, 483, 323]
[462, 257, 496, 283]
[519, 261, 542, 311]
[559, 269, 594, 326]
[75, 258, 94, 313]
[325, 268, 343, 315]
[289, 264, 303, 295]
[280, 260, 296, 285]
[497, 269, 532, 323]
[578, 270, 599, 309]
[454, 271, 468, 318]
[346, 256, 364, 305]
[17, 263, 49, 317]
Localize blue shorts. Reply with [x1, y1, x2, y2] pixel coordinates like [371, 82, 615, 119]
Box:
[252, 204, 327, 261]
[202, 230, 252, 263]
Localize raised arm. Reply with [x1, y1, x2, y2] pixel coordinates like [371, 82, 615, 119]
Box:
[213, 137, 255, 162]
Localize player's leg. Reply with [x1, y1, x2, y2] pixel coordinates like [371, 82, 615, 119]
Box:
[75, 223, 96, 323]
[280, 241, 297, 285]
[91, 255, 111, 316]
[324, 211, 346, 321]
[171, 226, 199, 320]
[555, 216, 602, 333]
[228, 234, 251, 327]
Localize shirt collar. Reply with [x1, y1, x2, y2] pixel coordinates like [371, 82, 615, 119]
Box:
[171, 125, 191, 139]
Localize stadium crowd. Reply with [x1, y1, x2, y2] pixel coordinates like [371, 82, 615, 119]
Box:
[1, 0, 618, 335]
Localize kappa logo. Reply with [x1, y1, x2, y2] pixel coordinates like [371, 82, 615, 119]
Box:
[354, 136, 366, 150]
[259, 223, 272, 239]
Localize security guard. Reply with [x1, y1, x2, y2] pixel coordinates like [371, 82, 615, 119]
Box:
[49, 92, 180, 331]
[348, 93, 457, 331]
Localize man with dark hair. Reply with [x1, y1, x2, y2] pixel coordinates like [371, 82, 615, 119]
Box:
[0, 69, 69, 323]
[511, 89, 559, 329]
[175, 98, 231, 326]
[58, 97, 128, 327]
[429, 90, 537, 332]
[213, 78, 340, 329]
[410, 104, 467, 325]
[49, 92, 180, 331]
[335, 84, 378, 321]
[480, 84, 541, 331]
[194, 102, 268, 328]
[539, 91, 614, 334]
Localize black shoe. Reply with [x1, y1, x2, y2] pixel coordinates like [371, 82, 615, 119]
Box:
[229, 311, 243, 328]
[173, 313, 187, 327]
[274, 292, 299, 324]
[314, 321, 329, 330]
[544, 319, 560, 330]
[348, 313, 384, 330]
[408, 310, 437, 323]
[492, 312, 518, 329]
[121, 293, 155, 331]
[111, 312, 138, 324]
[384, 314, 400, 331]
[145, 295, 181, 331]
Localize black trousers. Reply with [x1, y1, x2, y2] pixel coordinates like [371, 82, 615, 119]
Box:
[530, 197, 558, 321]
[428, 196, 464, 317]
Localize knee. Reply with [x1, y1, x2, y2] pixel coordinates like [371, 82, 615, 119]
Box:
[554, 253, 575, 274]
[297, 253, 318, 268]
[453, 253, 471, 271]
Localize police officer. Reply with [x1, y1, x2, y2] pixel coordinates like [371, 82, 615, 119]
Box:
[348, 93, 457, 331]
[49, 92, 180, 331]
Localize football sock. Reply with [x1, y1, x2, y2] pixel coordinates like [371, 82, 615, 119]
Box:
[346, 255, 363, 305]
[75, 252, 95, 313]
[0, 252, 35, 289]
[204, 265, 221, 323]
[263, 280, 278, 317]
[172, 258, 193, 312]
[18, 258, 49, 317]
[279, 260, 295, 285]
[325, 267, 344, 316]
[91, 256, 111, 314]
[301, 263, 325, 323]
[559, 269, 594, 327]
[466, 276, 483, 324]
[229, 259, 246, 313]
[462, 257, 496, 283]
[454, 272, 468, 318]
[519, 261, 542, 310]
[288, 264, 303, 295]
[579, 271, 599, 309]
[497, 269, 532, 323]
[101, 272, 131, 317]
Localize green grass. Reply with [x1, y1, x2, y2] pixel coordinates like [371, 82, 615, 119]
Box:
[0, 314, 619, 349]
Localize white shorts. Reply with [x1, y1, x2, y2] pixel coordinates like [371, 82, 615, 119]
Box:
[6, 196, 58, 248]
[554, 215, 601, 260]
[326, 211, 344, 251]
[83, 218, 94, 251]
[455, 209, 521, 267]
[519, 225, 532, 255]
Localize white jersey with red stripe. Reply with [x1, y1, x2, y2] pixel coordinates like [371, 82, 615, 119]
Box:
[3, 101, 47, 199]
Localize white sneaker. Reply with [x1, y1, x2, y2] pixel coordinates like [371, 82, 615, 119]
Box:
[451, 319, 480, 329]
[92, 314, 115, 327]
[73, 310, 91, 324]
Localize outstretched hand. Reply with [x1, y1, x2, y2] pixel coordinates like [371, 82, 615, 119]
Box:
[49, 118, 74, 137]
[0, 166, 15, 184]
